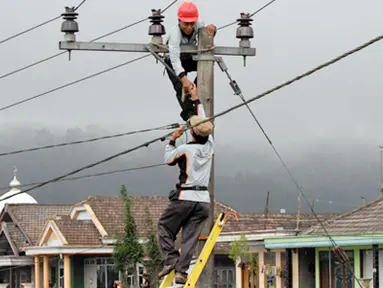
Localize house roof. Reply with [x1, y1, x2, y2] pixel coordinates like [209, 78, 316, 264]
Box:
[6, 223, 27, 250]
[303, 196, 383, 236]
[53, 216, 100, 245]
[224, 212, 332, 234]
[1, 203, 72, 250]
[84, 195, 237, 239]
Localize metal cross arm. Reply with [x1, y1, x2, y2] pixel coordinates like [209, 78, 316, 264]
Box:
[58, 41, 256, 57]
[59, 7, 257, 64]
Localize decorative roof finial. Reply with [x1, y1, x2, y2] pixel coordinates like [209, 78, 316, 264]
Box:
[9, 166, 20, 189]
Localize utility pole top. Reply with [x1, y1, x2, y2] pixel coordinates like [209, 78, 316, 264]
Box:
[58, 8, 256, 63]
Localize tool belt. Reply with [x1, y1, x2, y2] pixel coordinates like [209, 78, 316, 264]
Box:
[169, 185, 208, 201]
[178, 185, 208, 191]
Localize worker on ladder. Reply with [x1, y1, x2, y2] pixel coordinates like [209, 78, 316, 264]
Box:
[157, 84, 214, 285]
[163, 1, 216, 121]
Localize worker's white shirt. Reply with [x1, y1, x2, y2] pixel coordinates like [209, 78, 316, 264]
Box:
[164, 20, 205, 76]
[164, 102, 214, 203]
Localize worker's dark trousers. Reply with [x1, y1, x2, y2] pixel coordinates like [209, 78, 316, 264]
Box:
[164, 56, 198, 108]
[157, 200, 210, 274]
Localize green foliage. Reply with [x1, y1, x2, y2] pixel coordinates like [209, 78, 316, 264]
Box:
[113, 185, 144, 284]
[228, 233, 250, 262]
[144, 207, 162, 287]
[228, 233, 258, 285]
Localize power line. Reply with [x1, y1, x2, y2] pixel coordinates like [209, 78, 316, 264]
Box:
[0, 0, 89, 46]
[0, 54, 150, 112]
[0, 34, 378, 285]
[217, 0, 277, 30]
[1, 32, 380, 204]
[0, 163, 164, 191]
[0, 0, 179, 82]
[0, 128, 175, 202]
[211, 34, 383, 288]
[0, 123, 179, 158]
[208, 34, 383, 123]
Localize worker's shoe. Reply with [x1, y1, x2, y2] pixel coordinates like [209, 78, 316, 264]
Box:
[175, 272, 188, 285]
[157, 261, 177, 279]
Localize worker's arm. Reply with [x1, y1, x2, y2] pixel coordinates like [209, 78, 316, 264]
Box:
[190, 86, 214, 143]
[167, 27, 185, 77]
[164, 127, 187, 165]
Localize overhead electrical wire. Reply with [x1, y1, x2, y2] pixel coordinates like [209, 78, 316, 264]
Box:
[0, 163, 164, 191]
[221, 59, 363, 286]
[0, 54, 150, 112]
[0, 0, 88, 46]
[217, 0, 277, 30]
[0, 123, 179, 157]
[0, 34, 380, 286]
[0, 0, 275, 113]
[0, 0, 179, 82]
[1, 32, 380, 203]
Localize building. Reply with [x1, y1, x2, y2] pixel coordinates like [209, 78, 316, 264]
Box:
[265, 195, 383, 288]
[0, 170, 71, 288]
[22, 195, 241, 288]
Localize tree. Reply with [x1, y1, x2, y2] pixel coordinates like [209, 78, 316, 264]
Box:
[228, 234, 257, 288]
[144, 207, 162, 287]
[113, 185, 144, 287]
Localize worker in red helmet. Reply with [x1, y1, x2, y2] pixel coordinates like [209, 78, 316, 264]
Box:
[164, 2, 216, 121]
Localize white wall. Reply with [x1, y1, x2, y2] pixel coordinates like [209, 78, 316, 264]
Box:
[362, 250, 383, 288]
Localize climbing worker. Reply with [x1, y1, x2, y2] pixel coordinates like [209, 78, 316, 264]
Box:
[157, 84, 214, 285]
[163, 1, 216, 120]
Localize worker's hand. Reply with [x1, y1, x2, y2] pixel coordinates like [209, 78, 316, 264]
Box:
[181, 76, 193, 93]
[207, 24, 216, 37]
[170, 127, 185, 141]
[190, 84, 198, 101]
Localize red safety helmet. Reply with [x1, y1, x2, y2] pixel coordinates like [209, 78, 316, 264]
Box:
[178, 2, 199, 22]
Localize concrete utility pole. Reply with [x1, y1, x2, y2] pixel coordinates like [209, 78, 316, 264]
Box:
[296, 186, 302, 231]
[263, 190, 270, 230]
[194, 27, 215, 288]
[59, 7, 256, 288]
[379, 145, 383, 193]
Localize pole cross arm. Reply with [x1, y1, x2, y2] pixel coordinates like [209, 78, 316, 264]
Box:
[58, 41, 256, 57]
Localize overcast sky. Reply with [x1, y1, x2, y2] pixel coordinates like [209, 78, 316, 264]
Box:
[0, 0, 382, 213]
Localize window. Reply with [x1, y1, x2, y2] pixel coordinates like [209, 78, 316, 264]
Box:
[19, 266, 32, 283]
[85, 257, 119, 288]
[214, 268, 235, 288]
[121, 264, 144, 286]
[319, 250, 354, 288]
[84, 257, 143, 288]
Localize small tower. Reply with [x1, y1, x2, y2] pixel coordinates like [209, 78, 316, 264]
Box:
[9, 166, 21, 194]
[0, 167, 38, 213]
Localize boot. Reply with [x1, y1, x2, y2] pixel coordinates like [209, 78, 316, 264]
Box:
[175, 272, 188, 285]
[157, 261, 177, 279]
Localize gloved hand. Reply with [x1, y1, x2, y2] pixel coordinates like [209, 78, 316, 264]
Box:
[180, 94, 197, 121]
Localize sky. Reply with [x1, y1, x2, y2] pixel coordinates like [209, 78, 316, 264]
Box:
[0, 0, 382, 214]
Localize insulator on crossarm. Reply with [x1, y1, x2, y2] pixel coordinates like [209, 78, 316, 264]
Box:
[61, 6, 79, 43]
[236, 13, 254, 67]
[148, 9, 166, 44]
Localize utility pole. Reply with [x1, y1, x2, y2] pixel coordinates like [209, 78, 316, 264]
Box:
[263, 190, 270, 230]
[194, 27, 215, 288]
[379, 145, 383, 194]
[311, 198, 316, 210]
[58, 7, 256, 288]
[296, 186, 302, 231]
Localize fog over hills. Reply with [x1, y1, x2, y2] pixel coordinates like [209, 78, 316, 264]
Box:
[0, 125, 380, 214]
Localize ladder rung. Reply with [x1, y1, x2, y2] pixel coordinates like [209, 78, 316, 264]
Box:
[159, 212, 238, 288]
